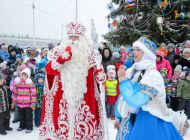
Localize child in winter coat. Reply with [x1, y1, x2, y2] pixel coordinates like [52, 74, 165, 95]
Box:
[36, 59, 47, 74]
[12, 68, 36, 133]
[0, 72, 12, 135]
[156, 50, 173, 80]
[10, 64, 28, 123]
[160, 68, 171, 104]
[105, 65, 119, 120]
[170, 65, 182, 111]
[15, 54, 23, 66]
[171, 65, 182, 96]
[177, 72, 190, 119]
[34, 73, 45, 127]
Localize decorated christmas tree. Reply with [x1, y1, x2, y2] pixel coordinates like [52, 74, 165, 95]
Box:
[104, 0, 190, 46]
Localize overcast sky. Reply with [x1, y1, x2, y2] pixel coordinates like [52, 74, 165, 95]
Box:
[0, 0, 110, 41]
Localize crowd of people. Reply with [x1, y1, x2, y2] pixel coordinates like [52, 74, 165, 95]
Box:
[0, 23, 190, 139]
[0, 44, 49, 135]
[101, 40, 190, 120]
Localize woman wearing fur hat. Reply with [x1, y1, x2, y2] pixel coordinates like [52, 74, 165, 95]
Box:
[11, 68, 36, 133]
[114, 37, 186, 140]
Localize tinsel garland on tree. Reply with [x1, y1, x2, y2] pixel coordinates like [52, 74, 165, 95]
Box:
[104, 0, 190, 46]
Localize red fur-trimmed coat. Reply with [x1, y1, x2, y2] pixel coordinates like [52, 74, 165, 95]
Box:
[39, 61, 106, 140]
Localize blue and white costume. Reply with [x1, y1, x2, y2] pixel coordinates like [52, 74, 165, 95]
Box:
[115, 37, 185, 140]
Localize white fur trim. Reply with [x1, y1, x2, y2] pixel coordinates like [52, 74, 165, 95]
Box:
[3, 61, 7, 64]
[14, 77, 21, 85]
[25, 78, 32, 84]
[13, 72, 18, 76]
[51, 61, 62, 71]
[21, 68, 31, 77]
[107, 65, 116, 72]
[183, 48, 190, 54]
[133, 41, 156, 61]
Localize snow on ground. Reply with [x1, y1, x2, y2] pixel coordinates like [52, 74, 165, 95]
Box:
[0, 113, 189, 140]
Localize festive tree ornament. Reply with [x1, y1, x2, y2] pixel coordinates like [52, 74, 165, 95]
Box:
[174, 10, 180, 19]
[124, 3, 136, 11]
[112, 20, 119, 29]
[188, 12, 190, 18]
[124, 0, 134, 4]
[157, 17, 163, 24]
[158, 0, 169, 9]
[180, 12, 185, 19]
[157, 17, 164, 34]
[108, 23, 112, 29]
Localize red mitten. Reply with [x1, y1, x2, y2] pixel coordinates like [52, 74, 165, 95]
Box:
[56, 46, 72, 64]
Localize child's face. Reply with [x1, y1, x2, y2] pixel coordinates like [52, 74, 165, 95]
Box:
[174, 71, 181, 76]
[183, 52, 190, 59]
[168, 47, 173, 53]
[160, 44, 166, 49]
[16, 57, 22, 63]
[10, 68, 15, 72]
[161, 72, 166, 78]
[40, 67, 46, 72]
[10, 51, 16, 56]
[174, 59, 179, 64]
[156, 56, 161, 62]
[21, 73, 28, 80]
[38, 78, 44, 84]
[107, 70, 116, 80]
[0, 79, 4, 86]
[186, 75, 190, 81]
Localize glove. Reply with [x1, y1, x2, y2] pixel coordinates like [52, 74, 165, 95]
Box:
[56, 46, 72, 64]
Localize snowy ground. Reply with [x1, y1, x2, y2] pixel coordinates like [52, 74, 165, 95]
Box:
[0, 113, 189, 140]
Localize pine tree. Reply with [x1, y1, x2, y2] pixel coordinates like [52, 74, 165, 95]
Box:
[104, 0, 190, 46]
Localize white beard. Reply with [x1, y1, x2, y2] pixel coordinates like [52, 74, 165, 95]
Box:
[59, 38, 90, 139]
[60, 38, 90, 106]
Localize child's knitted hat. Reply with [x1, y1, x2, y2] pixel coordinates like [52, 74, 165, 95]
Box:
[174, 65, 182, 72]
[21, 68, 31, 78]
